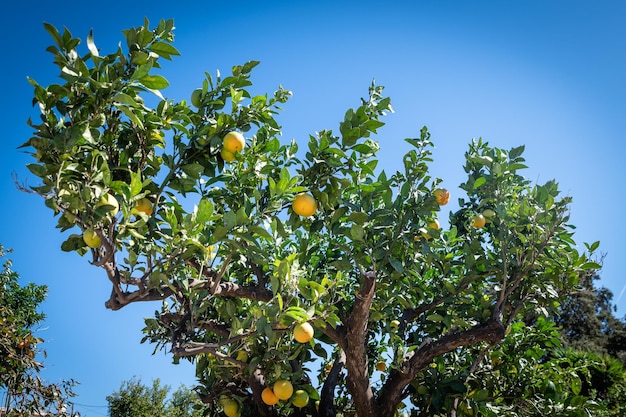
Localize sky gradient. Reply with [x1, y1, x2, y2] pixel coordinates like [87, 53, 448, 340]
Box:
[1, 1, 625, 415]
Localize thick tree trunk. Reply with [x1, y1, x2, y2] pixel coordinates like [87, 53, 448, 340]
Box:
[344, 271, 380, 417]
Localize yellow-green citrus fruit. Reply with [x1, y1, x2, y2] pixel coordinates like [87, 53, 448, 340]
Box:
[221, 148, 237, 162]
[291, 389, 309, 408]
[419, 219, 439, 240]
[471, 214, 486, 228]
[293, 322, 314, 343]
[482, 209, 496, 218]
[482, 209, 496, 223]
[261, 387, 279, 405]
[236, 350, 248, 362]
[221, 398, 239, 417]
[191, 88, 203, 108]
[390, 320, 400, 328]
[433, 188, 450, 205]
[83, 229, 101, 248]
[376, 361, 387, 371]
[134, 198, 154, 216]
[222, 131, 245, 153]
[292, 193, 317, 217]
[98, 193, 119, 216]
[428, 219, 440, 230]
[273, 380, 293, 400]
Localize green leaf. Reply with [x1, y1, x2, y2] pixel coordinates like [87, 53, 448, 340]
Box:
[43, 22, 63, 49]
[389, 257, 403, 273]
[224, 211, 237, 230]
[427, 313, 444, 322]
[473, 176, 486, 189]
[117, 106, 144, 129]
[195, 199, 214, 224]
[348, 211, 369, 225]
[350, 224, 364, 241]
[509, 145, 525, 159]
[26, 163, 47, 178]
[149, 41, 181, 59]
[140, 75, 169, 90]
[129, 171, 143, 196]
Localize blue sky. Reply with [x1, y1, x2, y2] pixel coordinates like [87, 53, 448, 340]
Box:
[1, 1, 625, 415]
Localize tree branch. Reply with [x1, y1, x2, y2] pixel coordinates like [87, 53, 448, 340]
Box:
[377, 319, 505, 416]
[319, 349, 346, 417]
[104, 276, 272, 310]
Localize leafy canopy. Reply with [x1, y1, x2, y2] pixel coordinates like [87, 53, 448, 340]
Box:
[20, 18, 599, 417]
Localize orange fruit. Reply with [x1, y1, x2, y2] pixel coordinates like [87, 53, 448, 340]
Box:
[83, 229, 101, 248]
[221, 398, 239, 417]
[222, 131, 245, 153]
[292, 193, 317, 217]
[376, 361, 387, 371]
[471, 214, 486, 228]
[221, 148, 237, 162]
[134, 198, 154, 216]
[97, 193, 119, 216]
[261, 387, 279, 405]
[293, 322, 314, 343]
[433, 188, 450, 205]
[273, 380, 293, 400]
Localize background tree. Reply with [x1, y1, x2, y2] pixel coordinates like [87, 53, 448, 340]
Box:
[0, 244, 78, 416]
[20, 20, 599, 417]
[106, 377, 203, 417]
[557, 267, 626, 363]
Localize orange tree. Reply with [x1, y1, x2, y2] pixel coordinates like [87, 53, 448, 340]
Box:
[20, 20, 599, 417]
[0, 244, 78, 416]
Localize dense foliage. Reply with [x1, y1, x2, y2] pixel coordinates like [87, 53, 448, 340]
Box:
[0, 244, 78, 416]
[107, 378, 203, 417]
[21, 19, 602, 416]
[557, 270, 626, 363]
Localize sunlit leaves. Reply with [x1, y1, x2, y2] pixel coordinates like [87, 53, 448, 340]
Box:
[21, 18, 603, 417]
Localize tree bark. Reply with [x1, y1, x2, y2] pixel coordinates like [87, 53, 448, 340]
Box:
[343, 270, 380, 417]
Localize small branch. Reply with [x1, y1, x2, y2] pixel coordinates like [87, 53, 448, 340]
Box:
[104, 276, 272, 310]
[319, 350, 346, 417]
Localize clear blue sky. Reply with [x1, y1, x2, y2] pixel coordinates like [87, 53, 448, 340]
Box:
[1, 1, 625, 415]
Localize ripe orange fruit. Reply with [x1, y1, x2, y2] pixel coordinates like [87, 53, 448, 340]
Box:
[291, 389, 309, 408]
[221, 148, 237, 162]
[134, 198, 154, 216]
[293, 322, 314, 343]
[376, 361, 387, 371]
[261, 387, 279, 405]
[470, 214, 486, 228]
[222, 131, 245, 153]
[273, 380, 293, 400]
[292, 193, 317, 217]
[433, 188, 450, 205]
